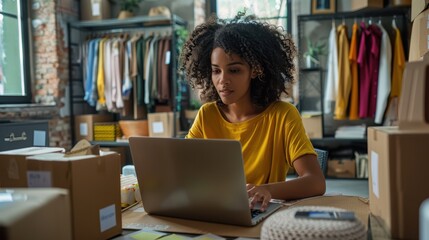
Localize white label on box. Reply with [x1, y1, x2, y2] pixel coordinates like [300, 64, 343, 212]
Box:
[371, 151, 379, 198]
[152, 121, 164, 133]
[27, 171, 52, 187]
[0, 193, 13, 203]
[165, 51, 171, 64]
[100, 204, 116, 232]
[80, 122, 88, 136]
[33, 130, 46, 146]
[91, 0, 101, 16]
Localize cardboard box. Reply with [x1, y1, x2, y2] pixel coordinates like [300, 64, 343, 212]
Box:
[412, 0, 429, 21]
[0, 147, 65, 187]
[368, 126, 429, 239]
[80, 0, 111, 21]
[327, 159, 356, 178]
[397, 55, 429, 127]
[351, 0, 384, 11]
[301, 113, 323, 139]
[101, 146, 129, 166]
[74, 114, 113, 141]
[26, 151, 122, 240]
[0, 188, 72, 240]
[0, 120, 49, 151]
[409, 8, 429, 61]
[148, 112, 179, 137]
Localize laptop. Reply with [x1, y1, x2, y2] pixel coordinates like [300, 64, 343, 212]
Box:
[128, 137, 282, 226]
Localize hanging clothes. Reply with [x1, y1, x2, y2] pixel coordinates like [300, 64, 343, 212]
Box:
[348, 22, 360, 120]
[324, 21, 339, 114]
[358, 22, 381, 118]
[367, 24, 382, 118]
[159, 38, 171, 101]
[104, 39, 113, 112]
[384, 26, 405, 125]
[334, 24, 352, 120]
[89, 39, 100, 107]
[96, 38, 107, 111]
[358, 22, 370, 118]
[374, 22, 392, 124]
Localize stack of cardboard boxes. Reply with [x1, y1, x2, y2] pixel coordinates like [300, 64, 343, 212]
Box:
[0, 147, 122, 240]
[368, 52, 429, 238]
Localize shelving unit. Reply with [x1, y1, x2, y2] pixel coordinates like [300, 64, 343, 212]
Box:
[67, 15, 187, 145]
[297, 6, 411, 179]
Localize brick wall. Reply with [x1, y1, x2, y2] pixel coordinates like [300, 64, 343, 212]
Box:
[0, 0, 78, 149]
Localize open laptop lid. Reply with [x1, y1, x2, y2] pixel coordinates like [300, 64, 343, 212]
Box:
[129, 137, 255, 226]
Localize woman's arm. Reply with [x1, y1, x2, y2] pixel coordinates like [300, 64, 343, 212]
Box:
[248, 154, 326, 210]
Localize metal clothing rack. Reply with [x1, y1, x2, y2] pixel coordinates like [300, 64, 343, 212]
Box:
[296, 6, 411, 170]
[67, 15, 187, 144]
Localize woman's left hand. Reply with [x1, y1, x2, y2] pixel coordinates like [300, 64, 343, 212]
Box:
[246, 184, 271, 211]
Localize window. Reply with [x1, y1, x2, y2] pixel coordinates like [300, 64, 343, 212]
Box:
[0, 0, 30, 104]
[210, 0, 291, 32]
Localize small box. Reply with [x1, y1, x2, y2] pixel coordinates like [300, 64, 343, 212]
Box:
[0, 188, 72, 240]
[80, 0, 111, 21]
[412, 0, 429, 21]
[74, 114, 113, 141]
[301, 112, 323, 139]
[148, 112, 179, 137]
[327, 159, 356, 178]
[0, 147, 64, 187]
[368, 126, 429, 239]
[26, 151, 122, 240]
[350, 0, 384, 11]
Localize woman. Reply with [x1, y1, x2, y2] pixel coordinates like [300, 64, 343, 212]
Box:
[180, 12, 325, 211]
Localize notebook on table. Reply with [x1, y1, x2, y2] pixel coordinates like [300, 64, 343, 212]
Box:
[128, 137, 282, 226]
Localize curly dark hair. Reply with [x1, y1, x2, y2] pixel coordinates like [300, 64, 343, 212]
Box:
[179, 11, 297, 107]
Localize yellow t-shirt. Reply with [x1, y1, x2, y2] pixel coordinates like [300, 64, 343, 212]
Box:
[186, 101, 316, 185]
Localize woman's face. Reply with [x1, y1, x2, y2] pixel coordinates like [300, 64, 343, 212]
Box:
[210, 47, 255, 105]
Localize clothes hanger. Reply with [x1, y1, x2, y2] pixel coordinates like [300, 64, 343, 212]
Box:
[392, 15, 398, 29]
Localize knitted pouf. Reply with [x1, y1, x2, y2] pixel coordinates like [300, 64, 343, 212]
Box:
[261, 206, 366, 240]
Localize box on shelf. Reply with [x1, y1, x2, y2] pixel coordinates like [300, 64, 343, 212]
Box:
[74, 114, 114, 141]
[0, 188, 72, 240]
[80, 0, 111, 21]
[350, 0, 384, 11]
[0, 120, 49, 151]
[412, 0, 429, 21]
[148, 112, 179, 137]
[327, 159, 356, 178]
[368, 127, 429, 239]
[0, 147, 65, 188]
[26, 151, 122, 240]
[93, 122, 121, 141]
[301, 112, 322, 139]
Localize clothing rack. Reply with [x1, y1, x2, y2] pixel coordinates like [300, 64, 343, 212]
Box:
[298, 6, 410, 55]
[67, 15, 187, 144]
[296, 6, 411, 165]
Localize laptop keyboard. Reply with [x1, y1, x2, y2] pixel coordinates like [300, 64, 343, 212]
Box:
[251, 209, 264, 218]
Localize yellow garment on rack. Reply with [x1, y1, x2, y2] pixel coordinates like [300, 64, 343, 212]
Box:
[97, 38, 107, 108]
[348, 22, 359, 120]
[390, 27, 405, 100]
[334, 24, 352, 120]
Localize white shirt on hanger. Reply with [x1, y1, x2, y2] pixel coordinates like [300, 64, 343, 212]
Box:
[324, 22, 339, 114]
[375, 22, 392, 124]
